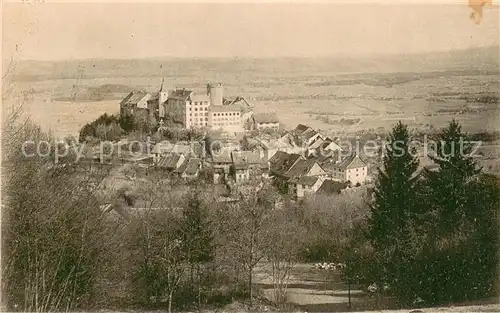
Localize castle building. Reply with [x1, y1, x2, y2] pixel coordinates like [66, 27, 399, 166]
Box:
[120, 80, 251, 133]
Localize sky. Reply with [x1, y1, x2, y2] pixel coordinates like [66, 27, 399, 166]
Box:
[2, 1, 499, 60]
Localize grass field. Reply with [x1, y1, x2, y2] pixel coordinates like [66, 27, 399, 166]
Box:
[7, 71, 499, 139]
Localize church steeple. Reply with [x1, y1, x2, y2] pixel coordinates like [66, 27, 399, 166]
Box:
[159, 77, 165, 92]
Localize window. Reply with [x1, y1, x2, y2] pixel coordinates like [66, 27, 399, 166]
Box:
[205, 113, 208, 116]
[205, 118, 208, 121]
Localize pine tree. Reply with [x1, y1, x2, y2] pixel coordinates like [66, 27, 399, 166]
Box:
[367, 121, 421, 296]
[420, 120, 496, 304]
[424, 119, 480, 237]
[369, 121, 420, 249]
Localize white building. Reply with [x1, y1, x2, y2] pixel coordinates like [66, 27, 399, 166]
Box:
[324, 154, 368, 186]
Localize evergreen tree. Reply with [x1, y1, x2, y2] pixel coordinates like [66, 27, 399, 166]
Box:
[424, 119, 481, 236]
[420, 120, 497, 304]
[369, 121, 420, 249]
[367, 121, 421, 298]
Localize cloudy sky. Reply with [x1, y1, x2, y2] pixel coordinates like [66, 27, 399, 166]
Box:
[2, 1, 499, 60]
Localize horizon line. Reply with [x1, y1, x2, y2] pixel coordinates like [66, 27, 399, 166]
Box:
[11, 44, 499, 63]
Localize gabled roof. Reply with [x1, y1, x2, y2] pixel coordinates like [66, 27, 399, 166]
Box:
[158, 153, 182, 169]
[232, 151, 266, 170]
[334, 154, 367, 170]
[212, 149, 233, 164]
[152, 141, 194, 156]
[253, 112, 279, 124]
[309, 138, 325, 149]
[290, 176, 320, 186]
[176, 158, 201, 176]
[169, 89, 193, 101]
[284, 159, 320, 178]
[223, 96, 253, 113]
[120, 92, 134, 106]
[120, 91, 148, 106]
[294, 124, 311, 135]
[317, 180, 349, 194]
[148, 92, 159, 102]
[315, 150, 343, 166]
[269, 151, 303, 175]
[301, 129, 320, 141]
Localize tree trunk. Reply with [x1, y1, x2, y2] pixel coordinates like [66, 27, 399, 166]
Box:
[168, 289, 173, 313]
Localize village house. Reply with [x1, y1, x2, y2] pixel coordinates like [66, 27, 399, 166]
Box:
[151, 141, 204, 163]
[251, 112, 280, 131]
[211, 149, 233, 184]
[231, 151, 269, 184]
[307, 138, 343, 160]
[322, 153, 368, 186]
[245, 133, 303, 161]
[282, 158, 328, 199]
[157, 152, 186, 171]
[174, 157, 202, 179]
[316, 179, 349, 195]
[120, 91, 153, 119]
[269, 151, 304, 178]
[288, 176, 326, 199]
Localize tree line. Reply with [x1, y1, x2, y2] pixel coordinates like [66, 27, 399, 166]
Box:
[347, 120, 499, 307]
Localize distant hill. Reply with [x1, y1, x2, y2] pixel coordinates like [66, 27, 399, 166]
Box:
[11, 46, 500, 83]
[52, 84, 137, 102]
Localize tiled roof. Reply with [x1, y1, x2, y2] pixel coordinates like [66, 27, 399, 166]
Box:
[290, 176, 320, 186]
[212, 149, 233, 163]
[176, 158, 200, 176]
[332, 153, 367, 170]
[294, 124, 311, 135]
[269, 151, 302, 175]
[121, 91, 148, 106]
[284, 159, 318, 178]
[301, 129, 319, 141]
[120, 92, 134, 106]
[317, 180, 348, 194]
[223, 96, 253, 114]
[148, 92, 159, 101]
[232, 151, 266, 170]
[253, 113, 279, 124]
[158, 153, 181, 169]
[152, 141, 194, 156]
[309, 138, 325, 149]
[169, 89, 193, 100]
[209, 105, 241, 113]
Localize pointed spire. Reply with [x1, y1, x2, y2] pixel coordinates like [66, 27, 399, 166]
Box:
[159, 77, 165, 92]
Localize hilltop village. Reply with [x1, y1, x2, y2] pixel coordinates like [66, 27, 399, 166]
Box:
[111, 81, 370, 200]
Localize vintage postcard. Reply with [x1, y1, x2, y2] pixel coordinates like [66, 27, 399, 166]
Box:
[1, 1, 499, 312]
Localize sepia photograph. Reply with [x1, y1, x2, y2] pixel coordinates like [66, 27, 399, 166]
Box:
[1, 1, 499, 312]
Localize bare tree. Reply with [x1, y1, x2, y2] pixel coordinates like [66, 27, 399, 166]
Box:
[221, 185, 277, 306]
[2, 107, 111, 311]
[265, 208, 305, 306]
